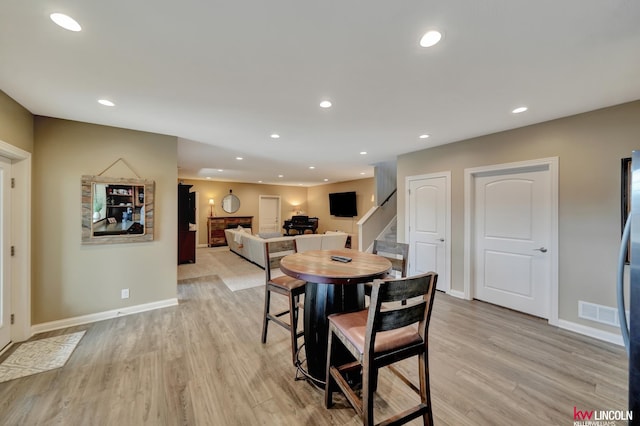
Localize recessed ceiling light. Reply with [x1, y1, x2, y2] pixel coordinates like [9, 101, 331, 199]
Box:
[270, 134, 280, 139]
[98, 99, 115, 107]
[236, 157, 243, 160]
[419, 30, 442, 48]
[278, 174, 284, 178]
[319, 100, 332, 108]
[360, 172, 366, 175]
[258, 180, 263, 183]
[206, 177, 211, 180]
[419, 134, 430, 139]
[360, 151, 367, 155]
[50, 13, 82, 32]
[218, 169, 223, 172]
[512, 106, 528, 114]
[324, 178, 329, 182]
[309, 166, 315, 169]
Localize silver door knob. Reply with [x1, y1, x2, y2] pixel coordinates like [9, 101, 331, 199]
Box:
[533, 247, 548, 253]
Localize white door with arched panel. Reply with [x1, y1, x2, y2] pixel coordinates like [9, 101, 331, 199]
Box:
[473, 165, 552, 318]
[407, 173, 450, 292]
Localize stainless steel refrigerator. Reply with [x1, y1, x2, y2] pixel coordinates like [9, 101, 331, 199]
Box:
[618, 150, 640, 417]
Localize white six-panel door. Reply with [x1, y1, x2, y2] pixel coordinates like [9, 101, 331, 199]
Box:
[473, 167, 551, 318]
[407, 173, 450, 292]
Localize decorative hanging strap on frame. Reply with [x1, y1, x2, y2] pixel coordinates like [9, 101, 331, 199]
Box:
[97, 157, 141, 178]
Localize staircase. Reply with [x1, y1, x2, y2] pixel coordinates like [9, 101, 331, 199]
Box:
[357, 191, 397, 252]
[380, 218, 398, 244]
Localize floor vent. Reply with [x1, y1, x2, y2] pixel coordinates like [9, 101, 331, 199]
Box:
[578, 301, 628, 327]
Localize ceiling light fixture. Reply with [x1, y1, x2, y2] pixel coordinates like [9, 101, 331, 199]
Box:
[218, 169, 223, 172]
[419, 30, 442, 48]
[236, 157, 243, 160]
[98, 99, 115, 107]
[360, 172, 366, 175]
[50, 13, 82, 32]
[419, 134, 430, 139]
[324, 178, 329, 182]
[319, 100, 332, 108]
[512, 106, 528, 114]
[270, 134, 280, 139]
[309, 166, 315, 169]
[278, 174, 284, 178]
[360, 151, 367, 155]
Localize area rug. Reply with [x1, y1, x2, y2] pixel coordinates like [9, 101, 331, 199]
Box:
[0, 330, 85, 383]
[178, 248, 283, 292]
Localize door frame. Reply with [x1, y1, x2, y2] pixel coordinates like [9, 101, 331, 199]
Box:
[0, 140, 31, 346]
[464, 157, 559, 325]
[258, 195, 281, 234]
[405, 171, 451, 294]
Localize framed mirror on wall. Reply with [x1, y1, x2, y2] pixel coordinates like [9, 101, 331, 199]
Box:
[82, 175, 155, 244]
[222, 190, 240, 214]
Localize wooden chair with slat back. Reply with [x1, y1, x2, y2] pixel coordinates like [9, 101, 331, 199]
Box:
[365, 240, 409, 302]
[373, 240, 408, 278]
[261, 242, 306, 366]
[325, 272, 438, 426]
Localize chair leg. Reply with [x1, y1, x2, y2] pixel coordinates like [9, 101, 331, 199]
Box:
[418, 351, 433, 426]
[288, 292, 298, 366]
[370, 366, 379, 393]
[362, 362, 375, 426]
[261, 287, 271, 344]
[324, 331, 336, 408]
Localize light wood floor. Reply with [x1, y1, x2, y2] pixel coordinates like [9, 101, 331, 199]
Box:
[0, 248, 628, 425]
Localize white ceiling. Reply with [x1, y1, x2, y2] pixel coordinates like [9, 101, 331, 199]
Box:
[2, 1, 640, 186]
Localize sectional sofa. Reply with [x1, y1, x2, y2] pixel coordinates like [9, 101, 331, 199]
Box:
[224, 228, 348, 269]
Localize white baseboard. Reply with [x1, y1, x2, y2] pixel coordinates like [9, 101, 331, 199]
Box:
[30, 298, 179, 336]
[557, 319, 624, 346]
[447, 289, 466, 299]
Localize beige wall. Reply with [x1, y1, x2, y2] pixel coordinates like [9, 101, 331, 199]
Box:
[33, 117, 178, 324]
[181, 178, 374, 247]
[398, 100, 640, 332]
[0, 90, 33, 153]
[180, 179, 308, 245]
[308, 178, 375, 240]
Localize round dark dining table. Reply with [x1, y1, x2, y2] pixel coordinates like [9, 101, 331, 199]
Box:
[279, 248, 391, 383]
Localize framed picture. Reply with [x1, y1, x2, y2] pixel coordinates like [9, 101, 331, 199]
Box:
[622, 157, 632, 263]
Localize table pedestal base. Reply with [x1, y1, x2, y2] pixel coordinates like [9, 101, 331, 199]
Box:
[303, 282, 365, 383]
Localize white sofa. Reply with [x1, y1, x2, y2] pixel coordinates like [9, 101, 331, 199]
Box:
[293, 233, 349, 252]
[224, 228, 294, 268]
[224, 228, 349, 268]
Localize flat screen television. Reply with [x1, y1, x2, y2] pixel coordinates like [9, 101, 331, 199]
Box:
[329, 191, 357, 217]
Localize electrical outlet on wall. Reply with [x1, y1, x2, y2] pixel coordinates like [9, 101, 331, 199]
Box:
[121, 288, 129, 299]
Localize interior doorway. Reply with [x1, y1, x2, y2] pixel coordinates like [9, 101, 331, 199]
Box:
[406, 172, 451, 292]
[259, 195, 281, 234]
[0, 140, 31, 351]
[0, 155, 11, 351]
[464, 158, 559, 324]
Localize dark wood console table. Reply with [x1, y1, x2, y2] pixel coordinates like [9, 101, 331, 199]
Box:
[208, 216, 253, 246]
